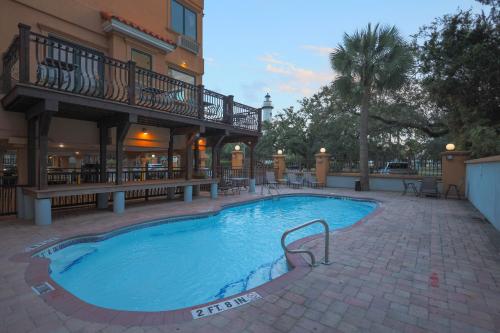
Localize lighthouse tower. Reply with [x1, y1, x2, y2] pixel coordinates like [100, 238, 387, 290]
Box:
[262, 93, 274, 122]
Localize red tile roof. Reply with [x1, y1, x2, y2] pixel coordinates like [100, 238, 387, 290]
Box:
[101, 12, 176, 46]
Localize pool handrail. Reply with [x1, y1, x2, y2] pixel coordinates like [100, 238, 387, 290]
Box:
[281, 219, 331, 267]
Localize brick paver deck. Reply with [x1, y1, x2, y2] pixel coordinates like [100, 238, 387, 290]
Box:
[1, 188, 499, 333]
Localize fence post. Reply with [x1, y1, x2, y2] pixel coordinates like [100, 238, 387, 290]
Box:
[197, 84, 205, 119]
[315, 151, 331, 187]
[127, 60, 136, 105]
[223, 95, 234, 124]
[18, 23, 31, 84]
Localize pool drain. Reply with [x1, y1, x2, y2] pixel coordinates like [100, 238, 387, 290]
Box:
[32, 282, 55, 295]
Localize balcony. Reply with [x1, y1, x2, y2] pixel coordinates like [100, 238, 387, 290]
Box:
[1, 24, 262, 134]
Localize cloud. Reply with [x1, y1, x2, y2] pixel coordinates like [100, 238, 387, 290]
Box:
[301, 45, 337, 56]
[258, 53, 334, 98]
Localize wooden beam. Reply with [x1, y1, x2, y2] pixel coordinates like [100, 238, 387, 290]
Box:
[99, 113, 137, 129]
[173, 125, 205, 135]
[25, 99, 58, 120]
[185, 132, 198, 180]
[168, 130, 174, 179]
[211, 135, 226, 179]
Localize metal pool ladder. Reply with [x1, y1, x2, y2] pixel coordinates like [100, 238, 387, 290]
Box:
[281, 219, 332, 267]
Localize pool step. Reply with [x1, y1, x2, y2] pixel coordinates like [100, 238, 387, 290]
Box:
[214, 256, 288, 299]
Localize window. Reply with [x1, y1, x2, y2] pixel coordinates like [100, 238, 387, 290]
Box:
[131, 49, 152, 70]
[171, 0, 197, 40]
[169, 68, 195, 85]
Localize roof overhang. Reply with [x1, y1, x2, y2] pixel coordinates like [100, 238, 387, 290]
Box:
[102, 18, 176, 53]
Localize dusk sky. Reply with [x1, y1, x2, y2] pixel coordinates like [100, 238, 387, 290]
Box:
[203, 0, 487, 113]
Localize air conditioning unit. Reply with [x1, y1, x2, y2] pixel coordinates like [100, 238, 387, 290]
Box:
[177, 35, 199, 55]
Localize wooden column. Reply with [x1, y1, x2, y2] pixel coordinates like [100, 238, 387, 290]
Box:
[185, 133, 198, 180]
[115, 120, 131, 185]
[210, 136, 226, 179]
[18, 23, 31, 84]
[168, 130, 175, 179]
[38, 112, 53, 189]
[27, 117, 37, 186]
[194, 140, 200, 173]
[99, 122, 108, 183]
[249, 142, 256, 179]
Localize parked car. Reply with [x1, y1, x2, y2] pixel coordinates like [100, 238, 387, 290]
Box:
[379, 162, 417, 175]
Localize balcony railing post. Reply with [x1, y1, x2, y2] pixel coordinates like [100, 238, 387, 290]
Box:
[223, 95, 234, 124]
[258, 108, 263, 132]
[18, 23, 31, 84]
[127, 60, 136, 105]
[197, 84, 205, 119]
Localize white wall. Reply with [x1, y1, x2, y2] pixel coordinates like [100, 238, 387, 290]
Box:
[466, 158, 500, 231]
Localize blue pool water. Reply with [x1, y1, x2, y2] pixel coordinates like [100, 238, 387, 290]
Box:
[44, 195, 375, 311]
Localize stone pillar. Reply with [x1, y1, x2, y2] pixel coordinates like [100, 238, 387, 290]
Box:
[249, 179, 256, 193]
[184, 185, 193, 202]
[273, 154, 286, 181]
[231, 150, 244, 170]
[34, 198, 52, 226]
[315, 152, 331, 186]
[441, 151, 470, 198]
[113, 191, 125, 214]
[210, 182, 218, 199]
[16, 187, 25, 219]
[193, 184, 200, 196]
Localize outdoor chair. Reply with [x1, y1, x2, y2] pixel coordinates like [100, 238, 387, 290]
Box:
[265, 171, 280, 188]
[304, 172, 323, 188]
[445, 179, 464, 199]
[402, 179, 418, 196]
[419, 177, 440, 198]
[219, 179, 240, 195]
[288, 173, 303, 189]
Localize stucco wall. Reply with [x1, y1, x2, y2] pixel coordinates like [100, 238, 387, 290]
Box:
[466, 156, 500, 231]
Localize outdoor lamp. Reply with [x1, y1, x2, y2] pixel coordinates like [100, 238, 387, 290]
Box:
[234, 145, 241, 151]
[58, 143, 64, 148]
[142, 128, 148, 135]
[277, 149, 283, 155]
[152, 154, 156, 158]
[446, 143, 455, 151]
[320, 147, 326, 153]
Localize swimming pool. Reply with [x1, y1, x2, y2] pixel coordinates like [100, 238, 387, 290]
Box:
[41, 195, 376, 312]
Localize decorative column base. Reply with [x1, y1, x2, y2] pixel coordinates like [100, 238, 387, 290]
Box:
[184, 185, 193, 202]
[34, 198, 52, 226]
[113, 191, 125, 214]
[249, 179, 256, 193]
[97, 193, 108, 209]
[210, 183, 218, 199]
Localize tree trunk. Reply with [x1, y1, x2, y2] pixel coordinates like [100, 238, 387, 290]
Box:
[359, 92, 370, 191]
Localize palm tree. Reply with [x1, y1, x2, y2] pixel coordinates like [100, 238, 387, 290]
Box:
[330, 23, 413, 190]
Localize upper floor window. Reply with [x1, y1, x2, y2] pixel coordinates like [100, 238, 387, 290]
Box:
[172, 0, 197, 40]
[131, 49, 152, 70]
[169, 68, 195, 85]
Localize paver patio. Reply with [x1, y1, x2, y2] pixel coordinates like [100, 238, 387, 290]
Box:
[1, 188, 499, 333]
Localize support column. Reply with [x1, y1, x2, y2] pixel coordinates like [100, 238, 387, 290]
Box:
[99, 122, 108, 183]
[210, 182, 218, 199]
[194, 140, 200, 173]
[38, 112, 53, 190]
[16, 187, 25, 219]
[27, 118, 36, 186]
[315, 151, 331, 187]
[16, 147, 28, 186]
[185, 132, 198, 180]
[167, 187, 176, 199]
[441, 150, 470, 198]
[231, 149, 244, 170]
[34, 198, 52, 225]
[168, 130, 175, 179]
[183, 185, 193, 202]
[113, 191, 125, 214]
[273, 153, 286, 182]
[23, 193, 34, 220]
[115, 120, 131, 185]
[249, 142, 256, 193]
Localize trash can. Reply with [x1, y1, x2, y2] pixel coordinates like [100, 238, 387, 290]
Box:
[355, 180, 361, 191]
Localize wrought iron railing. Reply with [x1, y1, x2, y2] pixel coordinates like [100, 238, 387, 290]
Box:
[2, 24, 262, 133]
[329, 159, 442, 176]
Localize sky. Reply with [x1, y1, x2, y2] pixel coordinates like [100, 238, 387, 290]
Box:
[202, 0, 487, 113]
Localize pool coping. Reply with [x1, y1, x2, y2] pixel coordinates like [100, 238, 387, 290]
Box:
[14, 193, 383, 326]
